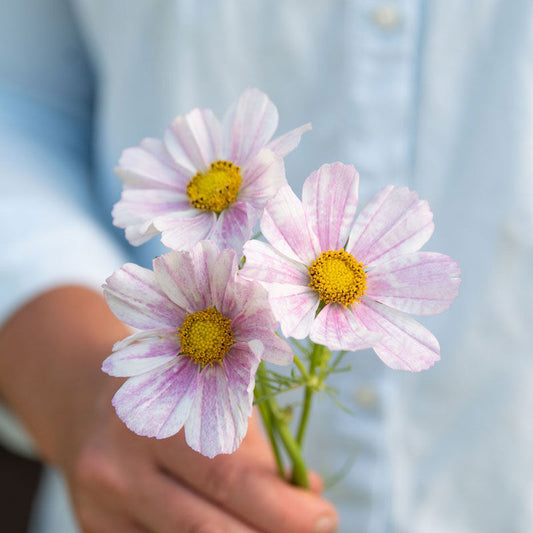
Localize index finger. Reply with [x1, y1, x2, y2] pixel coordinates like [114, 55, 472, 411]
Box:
[155, 429, 338, 533]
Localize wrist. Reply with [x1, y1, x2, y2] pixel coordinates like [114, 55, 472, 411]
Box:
[0, 286, 128, 466]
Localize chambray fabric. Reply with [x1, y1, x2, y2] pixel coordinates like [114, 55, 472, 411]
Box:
[1, 1, 532, 532]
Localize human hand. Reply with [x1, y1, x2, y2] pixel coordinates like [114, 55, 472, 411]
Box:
[0, 287, 337, 533]
[64, 391, 338, 533]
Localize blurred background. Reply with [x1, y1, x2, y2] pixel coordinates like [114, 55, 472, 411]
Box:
[1, 0, 532, 532]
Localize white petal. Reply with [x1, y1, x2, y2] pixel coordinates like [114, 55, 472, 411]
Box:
[267, 284, 320, 339]
[164, 108, 223, 175]
[229, 280, 293, 365]
[112, 189, 190, 246]
[185, 350, 257, 458]
[112, 357, 198, 439]
[241, 240, 310, 287]
[103, 329, 179, 377]
[310, 304, 381, 352]
[223, 88, 279, 165]
[205, 249, 238, 312]
[366, 252, 461, 315]
[239, 148, 286, 208]
[116, 137, 188, 190]
[267, 123, 312, 158]
[355, 299, 440, 371]
[209, 201, 258, 253]
[153, 242, 219, 313]
[155, 210, 217, 251]
[347, 186, 434, 266]
[103, 263, 185, 329]
[261, 185, 320, 264]
[302, 163, 359, 251]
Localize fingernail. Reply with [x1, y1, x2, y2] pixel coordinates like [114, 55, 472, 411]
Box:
[314, 514, 337, 533]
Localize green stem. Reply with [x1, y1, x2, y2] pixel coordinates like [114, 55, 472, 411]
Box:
[296, 387, 314, 446]
[296, 344, 319, 446]
[292, 354, 310, 379]
[294, 342, 322, 446]
[263, 396, 308, 488]
[255, 367, 284, 478]
[276, 415, 309, 488]
[255, 363, 309, 488]
[257, 398, 285, 478]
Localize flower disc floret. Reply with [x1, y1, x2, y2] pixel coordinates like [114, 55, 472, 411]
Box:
[308, 249, 367, 307]
[178, 307, 234, 366]
[186, 160, 242, 213]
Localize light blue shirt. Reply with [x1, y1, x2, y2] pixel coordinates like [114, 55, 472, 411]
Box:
[1, 1, 532, 532]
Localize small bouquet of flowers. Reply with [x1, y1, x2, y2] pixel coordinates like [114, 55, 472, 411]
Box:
[102, 89, 460, 488]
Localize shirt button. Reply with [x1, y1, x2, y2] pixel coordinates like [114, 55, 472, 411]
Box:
[354, 384, 379, 409]
[372, 3, 403, 31]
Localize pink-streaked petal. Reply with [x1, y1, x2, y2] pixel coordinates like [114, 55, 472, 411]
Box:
[302, 163, 360, 252]
[155, 210, 217, 251]
[229, 281, 293, 366]
[115, 137, 189, 190]
[103, 263, 184, 329]
[355, 299, 440, 371]
[112, 189, 191, 246]
[103, 329, 180, 377]
[239, 148, 287, 209]
[225, 341, 262, 413]
[208, 247, 239, 308]
[112, 357, 198, 439]
[266, 123, 312, 158]
[241, 240, 310, 287]
[141, 137, 184, 168]
[258, 334, 293, 365]
[185, 351, 257, 457]
[309, 304, 381, 352]
[209, 201, 258, 253]
[238, 323, 293, 365]
[347, 186, 434, 266]
[220, 276, 265, 321]
[261, 185, 320, 264]
[153, 242, 219, 313]
[267, 284, 320, 339]
[366, 252, 462, 315]
[223, 88, 279, 165]
[116, 217, 158, 247]
[164, 108, 223, 175]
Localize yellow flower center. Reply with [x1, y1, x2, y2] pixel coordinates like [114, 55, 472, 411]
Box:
[308, 249, 367, 307]
[178, 307, 234, 366]
[186, 160, 242, 213]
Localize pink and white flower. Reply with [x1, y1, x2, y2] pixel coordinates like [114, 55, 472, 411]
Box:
[102, 240, 292, 457]
[112, 88, 311, 253]
[241, 163, 461, 371]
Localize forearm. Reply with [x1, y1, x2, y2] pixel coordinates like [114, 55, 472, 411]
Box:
[0, 285, 127, 466]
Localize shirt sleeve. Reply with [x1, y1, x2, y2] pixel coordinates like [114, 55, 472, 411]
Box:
[0, 89, 128, 455]
[0, 89, 127, 325]
[0, 92, 127, 457]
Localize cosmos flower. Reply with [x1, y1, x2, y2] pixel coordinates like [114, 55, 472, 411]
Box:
[112, 88, 311, 253]
[102, 240, 293, 457]
[241, 163, 461, 371]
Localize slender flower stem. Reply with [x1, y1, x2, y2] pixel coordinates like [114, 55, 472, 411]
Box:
[255, 365, 284, 478]
[296, 387, 314, 446]
[255, 362, 309, 488]
[265, 396, 309, 488]
[292, 354, 310, 379]
[295, 343, 329, 446]
[255, 385, 284, 478]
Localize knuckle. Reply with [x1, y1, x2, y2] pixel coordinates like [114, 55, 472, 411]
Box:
[75, 506, 100, 533]
[73, 445, 129, 500]
[188, 521, 224, 533]
[202, 460, 243, 505]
